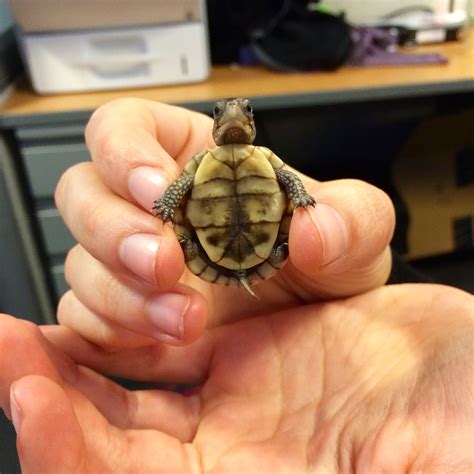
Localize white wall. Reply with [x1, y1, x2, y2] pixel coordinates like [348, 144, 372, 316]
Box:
[319, 0, 470, 24]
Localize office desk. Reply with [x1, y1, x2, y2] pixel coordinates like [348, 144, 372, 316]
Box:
[1, 32, 473, 124]
[0, 34, 473, 323]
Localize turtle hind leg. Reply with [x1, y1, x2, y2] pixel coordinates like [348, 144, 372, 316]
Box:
[178, 235, 200, 262]
[179, 235, 237, 288]
[242, 241, 289, 290]
[178, 234, 216, 282]
[268, 241, 288, 266]
[275, 168, 316, 209]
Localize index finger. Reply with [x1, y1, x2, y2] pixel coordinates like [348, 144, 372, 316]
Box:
[85, 98, 214, 211]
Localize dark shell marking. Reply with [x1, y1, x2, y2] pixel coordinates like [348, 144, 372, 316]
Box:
[174, 210, 291, 287]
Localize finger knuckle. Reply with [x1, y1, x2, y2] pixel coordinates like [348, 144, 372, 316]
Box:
[94, 271, 122, 323]
[94, 123, 153, 173]
[346, 179, 395, 235]
[86, 98, 136, 141]
[86, 98, 145, 150]
[64, 245, 83, 288]
[79, 196, 110, 254]
[65, 246, 122, 324]
[54, 162, 94, 212]
[57, 290, 76, 325]
[95, 127, 125, 167]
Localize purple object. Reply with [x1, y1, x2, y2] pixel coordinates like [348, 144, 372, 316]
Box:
[347, 27, 448, 66]
[239, 45, 261, 66]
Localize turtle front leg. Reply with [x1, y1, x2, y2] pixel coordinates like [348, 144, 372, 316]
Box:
[153, 174, 194, 223]
[275, 168, 316, 209]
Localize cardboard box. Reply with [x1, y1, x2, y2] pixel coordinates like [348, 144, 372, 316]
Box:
[392, 109, 474, 259]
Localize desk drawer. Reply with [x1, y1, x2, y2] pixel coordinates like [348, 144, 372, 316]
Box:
[16, 124, 86, 143]
[22, 143, 90, 199]
[37, 208, 75, 256]
[51, 264, 68, 298]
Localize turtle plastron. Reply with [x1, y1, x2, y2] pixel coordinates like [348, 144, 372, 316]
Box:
[153, 98, 316, 298]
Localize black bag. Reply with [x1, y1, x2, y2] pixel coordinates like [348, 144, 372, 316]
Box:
[207, 0, 352, 71]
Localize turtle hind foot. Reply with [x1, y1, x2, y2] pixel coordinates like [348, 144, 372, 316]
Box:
[269, 242, 289, 266]
[178, 235, 200, 262]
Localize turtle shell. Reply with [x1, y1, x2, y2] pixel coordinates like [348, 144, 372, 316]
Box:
[173, 144, 292, 286]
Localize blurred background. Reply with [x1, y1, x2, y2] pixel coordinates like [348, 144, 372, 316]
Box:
[1, 0, 473, 93]
[0, 1, 473, 471]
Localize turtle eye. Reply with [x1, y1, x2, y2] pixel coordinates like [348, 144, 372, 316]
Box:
[244, 103, 253, 114]
[213, 104, 223, 117]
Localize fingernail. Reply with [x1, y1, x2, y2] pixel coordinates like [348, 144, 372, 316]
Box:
[146, 293, 190, 339]
[128, 166, 168, 211]
[120, 233, 160, 284]
[10, 383, 22, 434]
[309, 203, 350, 266]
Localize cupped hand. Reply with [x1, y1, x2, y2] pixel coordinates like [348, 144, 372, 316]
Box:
[0, 284, 472, 472]
[54, 98, 395, 349]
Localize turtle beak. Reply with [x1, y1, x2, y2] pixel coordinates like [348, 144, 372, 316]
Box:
[219, 119, 249, 135]
[218, 120, 254, 144]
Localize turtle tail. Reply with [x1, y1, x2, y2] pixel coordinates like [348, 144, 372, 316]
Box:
[238, 274, 259, 300]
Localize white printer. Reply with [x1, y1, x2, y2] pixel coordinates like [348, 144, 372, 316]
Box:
[7, 0, 209, 93]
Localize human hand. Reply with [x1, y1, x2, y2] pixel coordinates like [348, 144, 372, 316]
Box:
[54, 98, 395, 348]
[1, 284, 472, 472]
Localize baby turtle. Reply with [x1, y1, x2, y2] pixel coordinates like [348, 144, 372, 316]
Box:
[154, 98, 315, 297]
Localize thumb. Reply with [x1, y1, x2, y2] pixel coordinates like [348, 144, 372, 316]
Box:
[10, 374, 200, 473]
[287, 179, 395, 298]
[10, 375, 87, 473]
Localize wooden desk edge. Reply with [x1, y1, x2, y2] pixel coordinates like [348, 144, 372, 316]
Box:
[1, 77, 473, 128]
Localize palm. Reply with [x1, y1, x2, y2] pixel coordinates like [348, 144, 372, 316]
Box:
[189, 284, 473, 472]
[2, 284, 472, 472]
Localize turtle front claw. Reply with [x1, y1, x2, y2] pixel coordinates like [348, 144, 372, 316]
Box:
[153, 200, 175, 223]
[294, 193, 316, 209]
[274, 168, 316, 210]
[153, 174, 195, 224]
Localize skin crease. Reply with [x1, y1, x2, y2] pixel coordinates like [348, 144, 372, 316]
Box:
[0, 100, 472, 471]
[0, 284, 473, 472]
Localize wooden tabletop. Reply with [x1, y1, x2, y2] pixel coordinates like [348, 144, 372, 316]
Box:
[1, 29, 473, 124]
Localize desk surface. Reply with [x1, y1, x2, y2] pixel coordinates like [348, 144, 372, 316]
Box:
[1, 30, 473, 125]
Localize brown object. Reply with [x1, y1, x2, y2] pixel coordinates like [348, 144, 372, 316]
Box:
[393, 109, 474, 259]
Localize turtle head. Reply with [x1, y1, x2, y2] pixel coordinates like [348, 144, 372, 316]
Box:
[212, 98, 256, 145]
